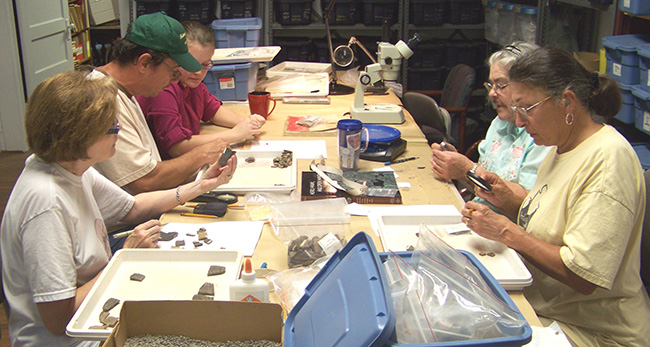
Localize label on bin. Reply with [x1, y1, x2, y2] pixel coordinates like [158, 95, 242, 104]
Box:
[613, 63, 622, 77]
[318, 232, 343, 256]
[219, 77, 235, 90]
[645, 111, 650, 132]
[623, 0, 630, 8]
[647, 71, 650, 87]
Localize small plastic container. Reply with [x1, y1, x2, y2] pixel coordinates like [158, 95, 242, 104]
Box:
[632, 85, 650, 136]
[619, 0, 650, 16]
[483, 0, 499, 43]
[449, 0, 483, 25]
[637, 45, 650, 92]
[136, 0, 172, 18]
[514, 5, 537, 45]
[409, 41, 445, 69]
[602, 34, 650, 85]
[274, 0, 314, 25]
[272, 37, 314, 64]
[616, 82, 636, 124]
[361, 0, 399, 26]
[229, 258, 270, 302]
[409, 0, 447, 26]
[176, 0, 211, 24]
[211, 17, 262, 48]
[203, 62, 258, 101]
[497, 2, 516, 47]
[218, 0, 255, 18]
[322, 0, 359, 25]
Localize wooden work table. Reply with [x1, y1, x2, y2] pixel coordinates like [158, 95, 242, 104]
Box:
[161, 90, 541, 327]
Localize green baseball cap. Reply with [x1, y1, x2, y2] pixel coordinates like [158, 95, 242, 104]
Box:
[125, 12, 202, 72]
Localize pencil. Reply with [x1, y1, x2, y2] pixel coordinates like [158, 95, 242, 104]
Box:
[385, 156, 419, 165]
[180, 212, 220, 219]
[111, 222, 169, 239]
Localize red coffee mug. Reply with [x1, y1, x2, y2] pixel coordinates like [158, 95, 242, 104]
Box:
[248, 91, 276, 119]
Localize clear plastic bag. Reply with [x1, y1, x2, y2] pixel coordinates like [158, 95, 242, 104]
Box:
[243, 192, 295, 222]
[267, 256, 331, 313]
[269, 198, 349, 268]
[385, 224, 527, 343]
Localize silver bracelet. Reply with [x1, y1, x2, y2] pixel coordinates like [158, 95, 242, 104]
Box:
[176, 185, 183, 205]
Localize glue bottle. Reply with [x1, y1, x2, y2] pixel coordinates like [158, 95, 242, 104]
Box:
[229, 258, 270, 303]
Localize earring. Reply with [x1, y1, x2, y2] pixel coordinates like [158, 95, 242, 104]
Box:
[565, 113, 574, 126]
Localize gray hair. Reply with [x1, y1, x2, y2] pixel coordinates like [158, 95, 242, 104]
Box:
[487, 41, 539, 70]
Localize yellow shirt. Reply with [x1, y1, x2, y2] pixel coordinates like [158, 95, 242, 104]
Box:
[519, 125, 650, 346]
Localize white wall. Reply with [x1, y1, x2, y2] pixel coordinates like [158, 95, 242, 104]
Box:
[0, 0, 28, 151]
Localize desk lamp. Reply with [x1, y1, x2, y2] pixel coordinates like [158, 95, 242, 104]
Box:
[324, 0, 354, 95]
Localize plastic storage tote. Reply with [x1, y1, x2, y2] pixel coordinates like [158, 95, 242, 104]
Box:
[616, 82, 636, 124]
[283, 232, 533, 347]
[211, 17, 262, 48]
[638, 45, 650, 92]
[483, 0, 499, 43]
[633, 85, 650, 136]
[602, 34, 650, 85]
[497, 2, 516, 47]
[274, 0, 314, 25]
[619, 0, 650, 15]
[218, 0, 255, 18]
[410, 0, 447, 26]
[514, 5, 537, 45]
[203, 62, 258, 101]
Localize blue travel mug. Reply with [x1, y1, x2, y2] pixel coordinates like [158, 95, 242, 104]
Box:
[337, 119, 368, 171]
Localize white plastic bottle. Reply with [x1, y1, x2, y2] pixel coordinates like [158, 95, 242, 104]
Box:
[229, 258, 270, 303]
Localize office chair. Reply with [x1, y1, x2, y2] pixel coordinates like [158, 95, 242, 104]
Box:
[642, 169, 650, 295]
[402, 92, 453, 145]
[408, 64, 476, 152]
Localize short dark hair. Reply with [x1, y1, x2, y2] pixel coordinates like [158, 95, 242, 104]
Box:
[509, 46, 621, 119]
[26, 70, 118, 162]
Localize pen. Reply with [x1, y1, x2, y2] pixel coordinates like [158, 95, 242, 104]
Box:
[112, 223, 168, 239]
[385, 156, 419, 165]
[180, 212, 220, 219]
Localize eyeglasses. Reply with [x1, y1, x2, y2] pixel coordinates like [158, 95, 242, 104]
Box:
[510, 95, 553, 117]
[201, 62, 214, 70]
[162, 60, 181, 80]
[483, 81, 510, 94]
[106, 118, 120, 135]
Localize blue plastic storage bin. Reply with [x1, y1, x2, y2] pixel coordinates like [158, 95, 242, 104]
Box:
[203, 62, 257, 101]
[638, 45, 650, 92]
[632, 144, 650, 170]
[211, 17, 262, 48]
[633, 85, 650, 136]
[603, 34, 650, 85]
[619, 0, 650, 15]
[283, 232, 532, 347]
[616, 82, 636, 124]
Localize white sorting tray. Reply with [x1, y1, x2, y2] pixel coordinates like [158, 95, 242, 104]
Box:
[369, 206, 532, 290]
[211, 46, 281, 64]
[200, 150, 297, 194]
[66, 249, 242, 340]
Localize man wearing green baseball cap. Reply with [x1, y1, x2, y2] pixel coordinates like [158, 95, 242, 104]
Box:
[88, 12, 229, 252]
[125, 12, 202, 73]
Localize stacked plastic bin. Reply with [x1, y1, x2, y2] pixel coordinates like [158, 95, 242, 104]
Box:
[203, 17, 263, 101]
[603, 34, 650, 168]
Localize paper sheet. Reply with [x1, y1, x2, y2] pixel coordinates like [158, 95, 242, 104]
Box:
[251, 140, 328, 159]
[159, 221, 264, 256]
[524, 322, 572, 346]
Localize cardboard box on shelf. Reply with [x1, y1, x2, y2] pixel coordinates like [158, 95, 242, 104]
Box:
[88, 0, 118, 26]
[103, 301, 283, 347]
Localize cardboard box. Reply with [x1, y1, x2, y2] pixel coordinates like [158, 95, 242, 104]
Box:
[88, 0, 118, 26]
[103, 301, 283, 347]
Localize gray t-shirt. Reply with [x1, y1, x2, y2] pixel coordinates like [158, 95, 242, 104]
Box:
[0, 155, 134, 346]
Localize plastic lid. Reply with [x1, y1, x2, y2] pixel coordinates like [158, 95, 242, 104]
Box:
[602, 34, 650, 52]
[361, 124, 402, 143]
[283, 232, 395, 347]
[632, 85, 650, 100]
[211, 17, 262, 30]
[241, 258, 256, 282]
[637, 44, 650, 57]
[498, 2, 515, 10]
[517, 5, 537, 14]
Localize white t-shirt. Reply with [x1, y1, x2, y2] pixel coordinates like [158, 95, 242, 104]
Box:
[519, 125, 650, 346]
[0, 155, 134, 346]
[89, 70, 161, 190]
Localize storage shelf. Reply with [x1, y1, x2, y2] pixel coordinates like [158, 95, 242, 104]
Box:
[271, 22, 400, 32]
[553, 0, 612, 11]
[405, 23, 485, 31]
